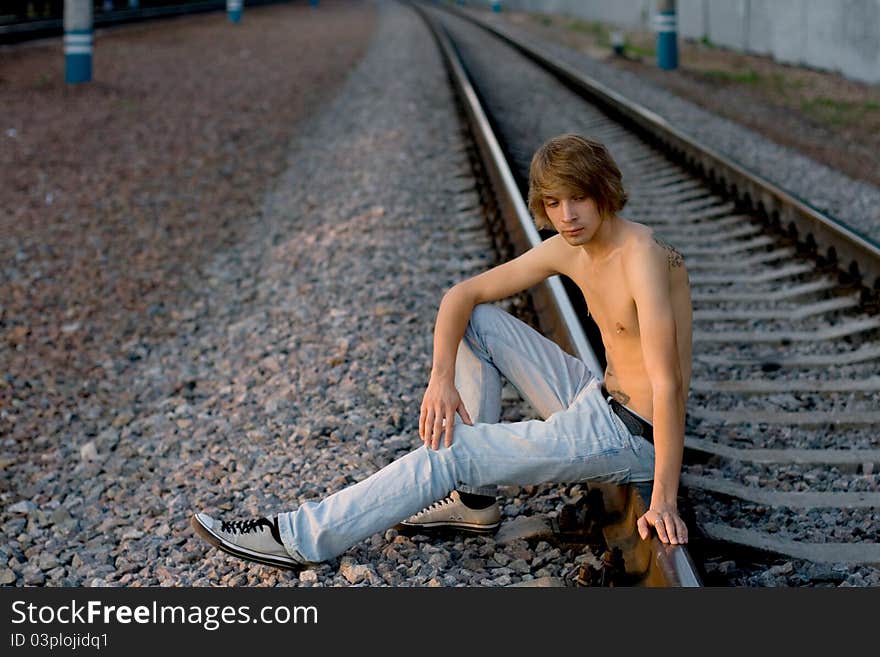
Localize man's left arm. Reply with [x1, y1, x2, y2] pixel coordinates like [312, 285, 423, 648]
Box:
[624, 238, 688, 545]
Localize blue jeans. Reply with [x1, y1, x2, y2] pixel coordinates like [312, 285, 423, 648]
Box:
[277, 303, 656, 563]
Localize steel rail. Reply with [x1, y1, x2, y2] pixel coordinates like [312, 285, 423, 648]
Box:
[436, 2, 880, 296]
[411, 1, 702, 588]
[0, 1, 285, 43]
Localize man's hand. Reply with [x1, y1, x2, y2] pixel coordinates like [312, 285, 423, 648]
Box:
[637, 506, 688, 545]
[419, 378, 473, 450]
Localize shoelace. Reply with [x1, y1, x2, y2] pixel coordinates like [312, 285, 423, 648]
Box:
[414, 494, 456, 517]
[220, 518, 272, 535]
[220, 516, 284, 545]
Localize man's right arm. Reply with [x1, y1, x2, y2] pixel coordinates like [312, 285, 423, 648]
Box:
[421, 235, 565, 449]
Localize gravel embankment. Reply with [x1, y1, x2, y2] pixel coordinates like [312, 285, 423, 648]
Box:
[2, 0, 374, 586]
[1, 0, 598, 588]
[2, 0, 377, 460]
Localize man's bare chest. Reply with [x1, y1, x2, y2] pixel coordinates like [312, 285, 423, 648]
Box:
[569, 265, 640, 343]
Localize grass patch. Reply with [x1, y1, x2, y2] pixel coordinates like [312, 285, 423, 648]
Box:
[765, 72, 787, 92]
[564, 18, 610, 47]
[624, 42, 655, 58]
[800, 97, 879, 126]
[698, 68, 760, 84]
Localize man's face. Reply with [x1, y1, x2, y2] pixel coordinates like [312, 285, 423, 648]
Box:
[542, 193, 604, 246]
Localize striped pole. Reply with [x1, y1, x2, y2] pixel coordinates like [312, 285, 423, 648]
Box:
[227, 0, 242, 23]
[611, 30, 625, 56]
[654, 0, 678, 70]
[64, 0, 92, 84]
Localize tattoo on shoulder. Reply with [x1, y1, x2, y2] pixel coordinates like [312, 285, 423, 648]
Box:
[653, 236, 684, 268]
[608, 389, 631, 405]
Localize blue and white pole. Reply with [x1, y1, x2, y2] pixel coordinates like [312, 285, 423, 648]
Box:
[654, 0, 678, 70]
[64, 0, 92, 84]
[227, 0, 243, 24]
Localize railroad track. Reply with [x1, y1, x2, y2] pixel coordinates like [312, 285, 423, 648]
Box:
[414, 2, 701, 588]
[415, 1, 880, 585]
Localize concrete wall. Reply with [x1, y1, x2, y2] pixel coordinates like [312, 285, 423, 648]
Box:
[468, 0, 880, 83]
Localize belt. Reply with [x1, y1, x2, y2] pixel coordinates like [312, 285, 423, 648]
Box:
[602, 386, 654, 444]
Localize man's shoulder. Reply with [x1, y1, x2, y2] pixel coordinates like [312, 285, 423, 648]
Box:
[620, 221, 683, 267]
[619, 221, 658, 256]
[624, 221, 681, 257]
[536, 233, 578, 258]
[537, 233, 582, 270]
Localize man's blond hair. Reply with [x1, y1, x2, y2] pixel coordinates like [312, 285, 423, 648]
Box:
[528, 134, 628, 230]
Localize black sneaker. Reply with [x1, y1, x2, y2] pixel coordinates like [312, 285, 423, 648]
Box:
[191, 513, 304, 570]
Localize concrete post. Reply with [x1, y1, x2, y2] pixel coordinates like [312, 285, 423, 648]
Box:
[655, 0, 678, 70]
[64, 0, 92, 84]
[611, 30, 625, 56]
[227, 0, 242, 23]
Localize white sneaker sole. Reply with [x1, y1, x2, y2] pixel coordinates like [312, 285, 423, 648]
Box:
[396, 519, 500, 533]
[191, 515, 302, 571]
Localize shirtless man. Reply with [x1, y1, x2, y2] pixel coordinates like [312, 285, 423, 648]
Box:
[191, 133, 692, 570]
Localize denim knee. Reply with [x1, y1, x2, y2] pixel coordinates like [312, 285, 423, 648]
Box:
[422, 427, 482, 489]
[466, 303, 505, 351]
[470, 303, 505, 332]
